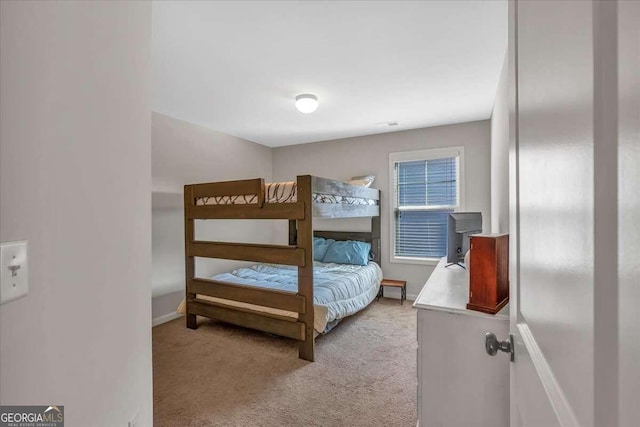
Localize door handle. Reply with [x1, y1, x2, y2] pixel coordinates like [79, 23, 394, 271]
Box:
[485, 332, 514, 362]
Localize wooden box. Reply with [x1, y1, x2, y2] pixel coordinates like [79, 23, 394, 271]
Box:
[467, 234, 509, 314]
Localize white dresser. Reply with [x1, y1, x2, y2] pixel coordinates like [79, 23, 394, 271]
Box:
[413, 258, 509, 427]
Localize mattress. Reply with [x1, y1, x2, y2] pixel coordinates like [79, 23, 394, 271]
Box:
[196, 181, 376, 206]
[177, 261, 382, 333]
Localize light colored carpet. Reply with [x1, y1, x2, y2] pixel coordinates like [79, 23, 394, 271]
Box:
[152, 298, 417, 427]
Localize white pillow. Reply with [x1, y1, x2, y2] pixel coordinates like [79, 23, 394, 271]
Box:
[348, 175, 375, 187]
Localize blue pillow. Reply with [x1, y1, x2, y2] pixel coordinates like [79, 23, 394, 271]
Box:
[322, 240, 371, 266]
[313, 237, 334, 261]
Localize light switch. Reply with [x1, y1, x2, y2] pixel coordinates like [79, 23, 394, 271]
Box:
[1, 240, 28, 304]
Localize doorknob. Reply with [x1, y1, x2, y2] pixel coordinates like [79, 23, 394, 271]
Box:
[485, 332, 514, 362]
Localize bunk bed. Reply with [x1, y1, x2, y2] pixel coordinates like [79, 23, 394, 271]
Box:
[182, 175, 381, 361]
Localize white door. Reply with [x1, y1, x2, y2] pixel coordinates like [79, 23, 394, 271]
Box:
[507, 1, 639, 426]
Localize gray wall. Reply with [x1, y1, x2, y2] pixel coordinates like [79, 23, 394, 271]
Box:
[491, 53, 510, 234]
[272, 121, 491, 298]
[152, 113, 274, 322]
[0, 2, 152, 426]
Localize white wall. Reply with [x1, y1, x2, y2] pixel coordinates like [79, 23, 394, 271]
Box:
[0, 2, 152, 426]
[491, 52, 510, 234]
[272, 121, 491, 298]
[151, 207, 184, 325]
[151, 113, 274, 322]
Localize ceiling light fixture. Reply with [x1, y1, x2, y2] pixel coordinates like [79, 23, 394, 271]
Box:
[295, 94, 319, 114]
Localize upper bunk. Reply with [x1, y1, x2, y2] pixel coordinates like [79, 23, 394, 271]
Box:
[184, 175, 380, 221]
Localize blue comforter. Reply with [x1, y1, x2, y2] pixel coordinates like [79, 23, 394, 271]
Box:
[212, 261, 382, 333]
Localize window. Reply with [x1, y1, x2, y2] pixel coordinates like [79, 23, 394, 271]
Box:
[389, 147, 464, 264]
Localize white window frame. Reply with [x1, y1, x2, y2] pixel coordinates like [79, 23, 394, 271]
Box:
[388, 146, 466, 266]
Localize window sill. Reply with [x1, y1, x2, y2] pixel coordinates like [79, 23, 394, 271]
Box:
[389, 256, 442, 266]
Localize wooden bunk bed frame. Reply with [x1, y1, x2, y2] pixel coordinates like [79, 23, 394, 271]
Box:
[184, 175, 381, 362]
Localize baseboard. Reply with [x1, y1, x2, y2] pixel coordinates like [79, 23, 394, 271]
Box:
[152, 312, 183, 327]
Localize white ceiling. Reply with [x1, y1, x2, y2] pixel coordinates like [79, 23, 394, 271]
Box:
[152, 1, 507, 147]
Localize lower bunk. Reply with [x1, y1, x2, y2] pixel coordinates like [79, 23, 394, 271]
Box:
[178, 260, 382, 335]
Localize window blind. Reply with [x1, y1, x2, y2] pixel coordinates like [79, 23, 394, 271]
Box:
[394, 157, 458, 259]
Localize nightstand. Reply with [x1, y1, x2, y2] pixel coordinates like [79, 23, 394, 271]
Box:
[377, 279, 407, 305]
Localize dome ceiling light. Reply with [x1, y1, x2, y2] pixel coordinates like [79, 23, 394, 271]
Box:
[295, 94, 319, 114]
